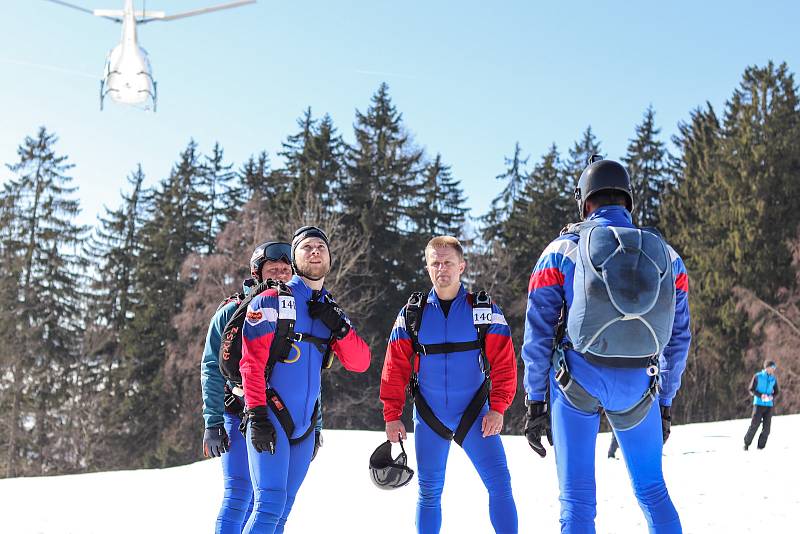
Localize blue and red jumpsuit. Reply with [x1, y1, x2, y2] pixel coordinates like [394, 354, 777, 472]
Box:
[380, 285, 519, 534]
[201, 287, 254, 534]
[241, 275, 371, 534]
[521, 205, 691, 534]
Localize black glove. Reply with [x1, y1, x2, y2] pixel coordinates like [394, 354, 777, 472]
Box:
[249, 406, 277, 454]
[307, 300, 350, 339]
[525, 401, 553, 458]
[660, 405, 671, 444]
[311, 430, 323, 461]
[203, 425, 230, 458]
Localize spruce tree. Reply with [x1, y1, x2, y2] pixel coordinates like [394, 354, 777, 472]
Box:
[80, 167, 149, 469]
[280, 110, 346, 215]
[661, 103, 752, 422]
[566, 126, 602, 183]
[341, 83, 424, 317]
[117, 140, 209, 467]
[201, 143, 237, 253]
[481, 143, 529, 243]
[719, 62, 800, 302]
[86, 166, 147, 336]
[623, 106, 669, 227]
[0, 127, 87, 476]
[238, 151, 273, 201]
[415, 154, 468, 238]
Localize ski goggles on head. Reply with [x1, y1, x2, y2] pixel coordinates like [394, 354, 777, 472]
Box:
[253, 242, 291, 265]
[369, 440, 415, 490]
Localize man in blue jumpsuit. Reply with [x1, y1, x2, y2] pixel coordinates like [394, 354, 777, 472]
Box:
[201, 241, 312, 533]
[240, 226, 371, 534]
[380, 236, 518, 533]
[522, 157, 692, 534]
[743, 360, 780, 450]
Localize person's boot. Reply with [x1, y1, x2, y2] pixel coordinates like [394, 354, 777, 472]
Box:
[744, 444, 749, 451]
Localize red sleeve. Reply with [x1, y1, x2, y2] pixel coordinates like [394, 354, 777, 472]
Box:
[485, 332, 517, 414]
[380, 337, 414, 422]
[241, 333, 272, 409]
[240, 293, 278, 409]
[331, 327, 371, 372]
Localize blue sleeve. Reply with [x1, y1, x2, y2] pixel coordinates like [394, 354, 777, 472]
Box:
[521, 237, 575, 402]
[200, 303, 235, 428]
[658, 254, 692, 407]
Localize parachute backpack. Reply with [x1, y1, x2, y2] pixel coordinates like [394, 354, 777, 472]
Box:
[563, 221, 676, 367]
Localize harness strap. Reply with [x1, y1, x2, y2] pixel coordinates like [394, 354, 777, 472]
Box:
[472, 290, 492, 378]
[453, 377, 491, 446]
[414, 340, 482, 355]
[552, 349, 660, 430]
[268, 280, 297, 365]
[411, 385, 454, 441]
[404, 289, 495, 448]
[223, 383, 246, 416]
[265, 388, 319, 445]
[552, 350, 601, 414]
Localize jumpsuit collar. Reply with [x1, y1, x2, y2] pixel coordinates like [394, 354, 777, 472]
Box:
[586, 205, 633, 226]
[288, 274, 328, 301]
[428, 283, 467, 305]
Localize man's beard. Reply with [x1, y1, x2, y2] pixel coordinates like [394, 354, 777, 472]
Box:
[297, 260, 330, 281]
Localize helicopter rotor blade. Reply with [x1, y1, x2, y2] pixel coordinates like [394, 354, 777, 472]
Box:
[43, 0, 122, 22]
[43, 0, 93, 15]
[140, 0, 256, 23]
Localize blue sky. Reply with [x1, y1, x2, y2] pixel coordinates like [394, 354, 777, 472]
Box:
[1, 1, 798, 228]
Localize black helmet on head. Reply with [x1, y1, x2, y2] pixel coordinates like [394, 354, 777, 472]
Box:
[369, 440, 415, 490]
[250, 241, 292, 283]
[574, 155, 634, 219]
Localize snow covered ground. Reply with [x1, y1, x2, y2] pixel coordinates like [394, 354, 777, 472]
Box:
[1, 414, 798, 533]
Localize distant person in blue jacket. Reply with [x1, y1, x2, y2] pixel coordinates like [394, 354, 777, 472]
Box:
[521, 157, 691, 534]
[743, 360, 780, 451]
[201, 241, 296, 534]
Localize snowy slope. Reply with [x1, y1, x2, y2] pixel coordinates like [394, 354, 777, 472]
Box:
[1, 415, 798, 534]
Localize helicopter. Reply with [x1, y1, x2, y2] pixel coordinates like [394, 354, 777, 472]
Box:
[44, 0, 256, 111]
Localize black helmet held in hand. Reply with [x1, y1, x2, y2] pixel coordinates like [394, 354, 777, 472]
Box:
[369, 440, 415, 490]
[574, 155, 633, 219]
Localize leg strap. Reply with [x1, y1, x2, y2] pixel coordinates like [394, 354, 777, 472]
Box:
[412, 385, 454, 441]
[289, 401, 319, 446]
[552, 350, 601, 414]
[605, 383, 657, 431]
[266, 388, 319, 444]
[453, 378, 491, 446]
[552, 349, 658, 430]
[413, 379, 492, 447]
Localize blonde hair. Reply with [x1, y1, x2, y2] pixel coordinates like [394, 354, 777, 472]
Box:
[425, 236, 464, 261]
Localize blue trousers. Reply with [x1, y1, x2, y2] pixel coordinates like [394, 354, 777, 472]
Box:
[243, 410, 315, 534]
[550, 365, 681, 534]
[217, 412, 254, 534]
[414, 409, 518, 534]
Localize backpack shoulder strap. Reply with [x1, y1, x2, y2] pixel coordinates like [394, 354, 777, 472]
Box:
[403, 291, 427, 354]
[561, 220, 601, 237]
[266, 280, 297, 376]
[640, 226, 664, 240]
[403, 291, 427, 392]
[216, 291, 244, 312]
[470, 290, 492, 377]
